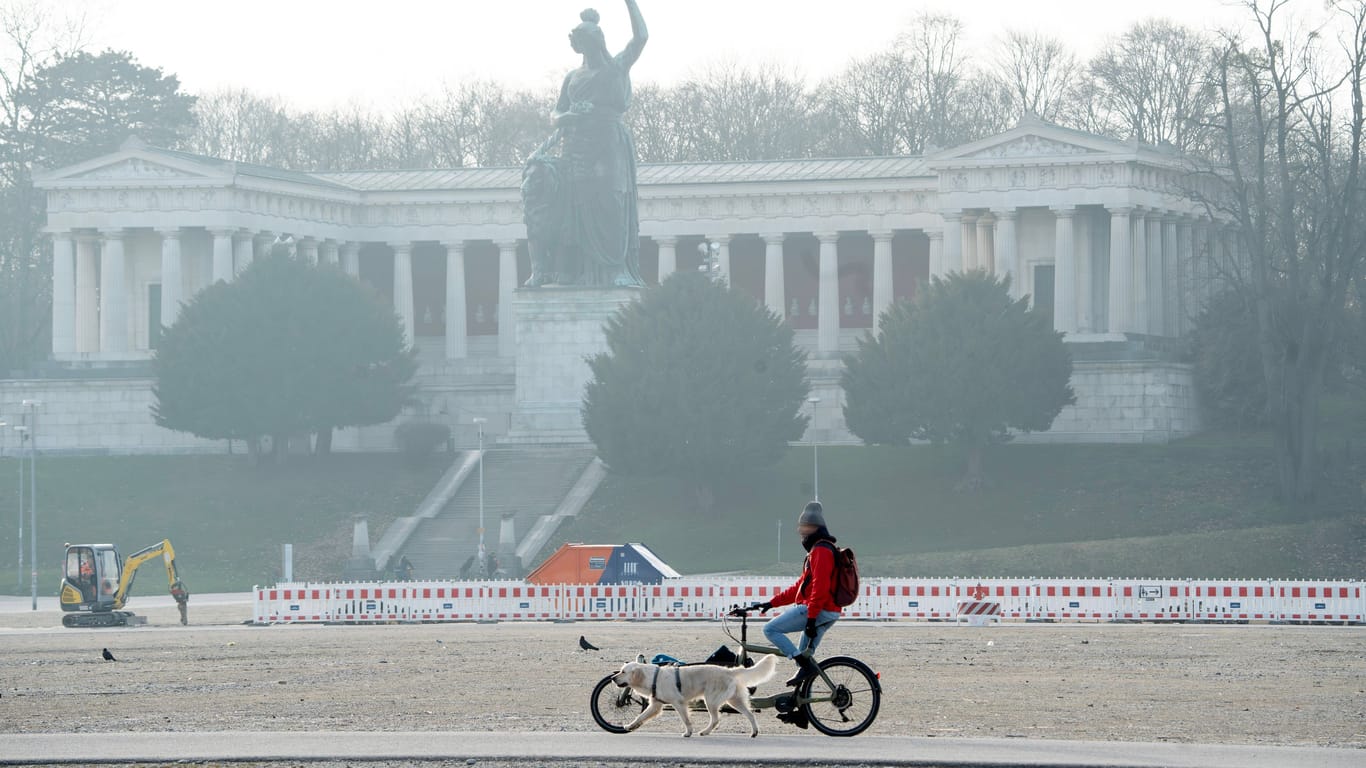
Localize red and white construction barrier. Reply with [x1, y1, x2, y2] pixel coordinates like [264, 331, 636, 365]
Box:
[252, 577, 1365, 625]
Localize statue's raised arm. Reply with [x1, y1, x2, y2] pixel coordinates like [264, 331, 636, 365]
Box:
[617, 0, 648, 70]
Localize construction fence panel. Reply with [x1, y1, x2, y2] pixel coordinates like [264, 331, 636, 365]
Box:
[558, 584, 645, 620]
[1188, 580, 1273, 622]
[403, 582, 489, 621]
[1112, 580, 1190, 622]
[1275, 581, 1362, 624]
[876, 579, 960, 620]
[1029, 579, 1114, 621]
[255, 584, 335, 623]
[637, 582, 718, 619]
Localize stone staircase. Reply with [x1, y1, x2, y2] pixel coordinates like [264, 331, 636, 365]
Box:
[398, 447, 596, 580]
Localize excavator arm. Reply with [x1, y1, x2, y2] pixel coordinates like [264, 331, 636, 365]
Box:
[114, 539, 190, 625]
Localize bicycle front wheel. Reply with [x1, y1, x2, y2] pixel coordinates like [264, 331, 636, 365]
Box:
[590, 673, 646, 734]
[801, 656, 881, 737]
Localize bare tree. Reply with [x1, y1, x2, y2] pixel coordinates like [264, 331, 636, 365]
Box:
[816, 50, 916, 155]
[990, 30, 1085, 125]
[186, 88, 302, 167]
[1196, 0, 1366, 503]
[672, 60, 816, 162]
[1090, 19, 1220, 152]
[0, 1, 84, 372]
[817, 12, 1009, 156]
[625, 81, 701, 162]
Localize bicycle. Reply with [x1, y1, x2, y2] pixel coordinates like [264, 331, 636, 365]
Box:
[590, 603, 881, 737]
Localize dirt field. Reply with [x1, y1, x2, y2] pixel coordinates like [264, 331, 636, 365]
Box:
[1, 601, 1363, 751]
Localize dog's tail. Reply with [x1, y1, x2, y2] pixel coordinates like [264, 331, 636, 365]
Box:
[733, 653, 780, 687]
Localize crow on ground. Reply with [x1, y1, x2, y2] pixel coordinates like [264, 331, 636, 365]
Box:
[578, 635, 600, 651]
[101, 648, 116, 662]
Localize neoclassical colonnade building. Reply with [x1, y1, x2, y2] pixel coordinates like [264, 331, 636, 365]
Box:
[19, 118, 1222, 453]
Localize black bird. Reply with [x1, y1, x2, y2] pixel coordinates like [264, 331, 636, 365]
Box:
[578, 635, 600, 651]
[101, 648, 116, 662]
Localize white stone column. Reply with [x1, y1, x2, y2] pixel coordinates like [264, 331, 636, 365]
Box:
[709, 234, 731, 284]
[871, 229, 894, 332]
[299, 238, 318, 265]
[928, 229, 944, 280]
[158, 228, 183, 328]
[816, 231, 840, 356]
[210, 228, 234, 283]
[940, 212, 962, 274]
[341, 242, 360, 277]
[1132, 210, 1149, 334]
[994, 210, 1018, 292]
[444, 241, 467, 360]
[392, 242, 415, 346]
[1176, 218, 1194, 336]
[1146, 213, 1163, 336]
[1075, 214, 1093, 333]
[1107, 207, 1134, 334]
[961, 213, 978, 271]
[320, 240, 339, 266]
[50, 232, 76, 359]
[233, 231, 253, 276]
[75, 236, 98, 353]
[976, 214, 995, 274]
[99, 229, 128, 354]
[655, 236, 677, 283]
[1052, 207, 1077, 334]
[761, 233, 785, 319]
[252, 232, 274, 268]
[1161, 214, 1178, 338]
[497, 239, 518, 358]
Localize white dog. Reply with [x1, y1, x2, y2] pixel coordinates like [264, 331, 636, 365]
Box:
[612, 654, 779, 737]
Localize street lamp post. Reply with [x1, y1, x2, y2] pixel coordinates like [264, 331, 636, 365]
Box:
[22, 400, 40, 610]
[0, 420, 7, 589]
[12, 423, 24, 593]
[807, 396, 821, 502]
[472, 417, 487, 576]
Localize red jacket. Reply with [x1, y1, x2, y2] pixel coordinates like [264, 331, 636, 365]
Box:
[770, 540, 842, 618]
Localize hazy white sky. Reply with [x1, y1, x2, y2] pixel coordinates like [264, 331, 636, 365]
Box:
[55, 0, 1303, 111]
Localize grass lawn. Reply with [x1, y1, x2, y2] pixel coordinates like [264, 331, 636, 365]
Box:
[560, 440, 1365, 580]
[0, 436, 1360, 597]
[0, 453, 447, 595]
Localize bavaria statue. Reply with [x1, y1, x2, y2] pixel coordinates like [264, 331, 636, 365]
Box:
[522, 1, 648, 289]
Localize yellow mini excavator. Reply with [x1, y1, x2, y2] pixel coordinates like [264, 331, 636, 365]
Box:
[59, 540, 189, 628]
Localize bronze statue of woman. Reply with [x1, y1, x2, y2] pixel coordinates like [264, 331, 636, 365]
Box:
[539, 2, 648, 288]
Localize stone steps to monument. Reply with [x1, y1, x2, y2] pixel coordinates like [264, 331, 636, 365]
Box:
[400, 446, 596, 580]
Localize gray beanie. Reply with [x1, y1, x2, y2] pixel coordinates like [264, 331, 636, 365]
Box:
[798, 500, 826, 528]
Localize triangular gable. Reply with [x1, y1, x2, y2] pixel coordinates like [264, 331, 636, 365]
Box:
[626, 543, 681, 579]
[34, 139, 226, 185]
[65, 157, 206, 181]
[931, 117, 1135, 164]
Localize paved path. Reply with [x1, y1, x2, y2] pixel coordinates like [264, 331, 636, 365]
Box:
[0, 732, 1358, 767]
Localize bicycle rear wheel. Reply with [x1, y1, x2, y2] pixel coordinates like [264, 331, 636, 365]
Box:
[800, 656, 881, 737]
[590, 673, 646, 734]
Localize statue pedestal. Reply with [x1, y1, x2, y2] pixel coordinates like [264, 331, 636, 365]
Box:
[504, 286, 641, 444]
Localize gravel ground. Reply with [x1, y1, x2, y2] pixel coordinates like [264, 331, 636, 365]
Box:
[2, 601, 1363, 764]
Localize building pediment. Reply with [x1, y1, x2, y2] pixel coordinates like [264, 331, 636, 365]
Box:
[33, 138, 229, 187]
[930, 117, 1138, 166]
[960, 134, 1102, 160]
[64, 157, 206, 181]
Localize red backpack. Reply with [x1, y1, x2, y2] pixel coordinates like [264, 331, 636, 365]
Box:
[811, 541, 860, 607]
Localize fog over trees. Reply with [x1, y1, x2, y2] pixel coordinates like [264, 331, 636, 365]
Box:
[2, 1, 1366, 504]
[170, 11, 1242, 169]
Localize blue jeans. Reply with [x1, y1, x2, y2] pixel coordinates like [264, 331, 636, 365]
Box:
[762, 604, 839, 658]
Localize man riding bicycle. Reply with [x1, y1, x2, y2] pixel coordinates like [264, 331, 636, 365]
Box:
[750, 501, 841, 692]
